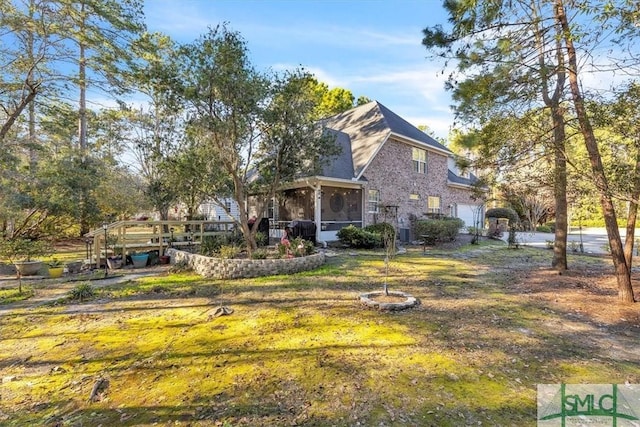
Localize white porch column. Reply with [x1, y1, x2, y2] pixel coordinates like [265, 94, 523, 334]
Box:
[314, 186, 322, 244]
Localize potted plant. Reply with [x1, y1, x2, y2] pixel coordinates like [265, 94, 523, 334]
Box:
[0, 238, 52, 293]
[65, 260, 83, 274]
[47, 258, 64, 278]
[129, 251, 149, 268]
[107, 255, 123, 269]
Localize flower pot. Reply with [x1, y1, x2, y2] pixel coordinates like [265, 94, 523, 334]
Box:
[159, 255, 170, 264]
[107, 257, 123, 269]
[15, 260, 44, 276]
[48, 266, 64, 278]
[130, 253, 149, 268]
[66, 261, 83, 274]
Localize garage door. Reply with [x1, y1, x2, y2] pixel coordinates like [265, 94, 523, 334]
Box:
[457, 204, 483, 228]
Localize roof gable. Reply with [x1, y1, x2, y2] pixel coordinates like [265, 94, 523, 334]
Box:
[320, 129, 355, 180]
[321, 101, 451, 180]
[375, 102, 450, 153]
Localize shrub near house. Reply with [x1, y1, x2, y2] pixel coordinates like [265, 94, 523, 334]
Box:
[336, 223, 396, 249]
[415, 218, 464, 245]
[337, 225, 382, 249]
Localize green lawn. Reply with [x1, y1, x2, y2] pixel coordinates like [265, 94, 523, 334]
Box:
[1, 243, 638, 426]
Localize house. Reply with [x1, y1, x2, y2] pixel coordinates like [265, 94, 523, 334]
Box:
[198, 199, 240, 222]
[265, 101, 484, 243]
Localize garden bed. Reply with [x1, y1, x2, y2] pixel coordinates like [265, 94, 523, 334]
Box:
[166, 247, 326, 279]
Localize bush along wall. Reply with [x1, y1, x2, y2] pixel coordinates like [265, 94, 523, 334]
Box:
[415, 218, 465, 245]
[337, 225, 382, 249]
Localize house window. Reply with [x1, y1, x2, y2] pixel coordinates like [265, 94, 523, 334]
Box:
[368, 190, 380, 213]
[265, 199, 275, 219]
[427, 196, 441, 214]
[412, 148, 427, 174]
[224, 200, 232, 212]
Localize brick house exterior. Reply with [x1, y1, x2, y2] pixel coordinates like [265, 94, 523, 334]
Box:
[268, 101, 483, 243]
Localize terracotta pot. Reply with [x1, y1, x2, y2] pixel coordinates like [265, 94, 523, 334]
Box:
[159, 255, 170, 264]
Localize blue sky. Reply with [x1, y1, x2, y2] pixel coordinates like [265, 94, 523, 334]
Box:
[143, 0, 454, 138]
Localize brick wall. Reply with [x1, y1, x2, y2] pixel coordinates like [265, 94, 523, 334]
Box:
[363, 137, 477, 228]
[166, 248, 326, 280]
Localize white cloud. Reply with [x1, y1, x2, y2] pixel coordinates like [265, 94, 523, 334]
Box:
[350, 67, 449, 103]
[144, 0, 212, 40]
[269, 63, 347, 88]
[403, 114, 453, 139]
[250, 24, 420, 51]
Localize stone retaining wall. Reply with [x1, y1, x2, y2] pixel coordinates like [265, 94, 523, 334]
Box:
[166, 248, 325, 279]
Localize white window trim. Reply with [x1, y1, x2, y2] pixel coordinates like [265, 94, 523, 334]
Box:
[368, 189, 380, 213]
[412, 148, 427, 174]
[427, 196, 441, 214]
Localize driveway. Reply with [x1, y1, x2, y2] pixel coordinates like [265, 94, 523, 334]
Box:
[509, 228, 627, 255]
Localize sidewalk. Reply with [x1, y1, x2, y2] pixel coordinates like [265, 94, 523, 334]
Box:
[0, 265, 170, 316]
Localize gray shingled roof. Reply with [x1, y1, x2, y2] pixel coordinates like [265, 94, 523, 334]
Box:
[447, 170, 479, 187]
[320, 101, 452, 180]
[375, 102, 450, 153]
[320, 129, 355, 180]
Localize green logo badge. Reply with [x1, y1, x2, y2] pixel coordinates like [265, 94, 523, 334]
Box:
[538, 384, 640, 426]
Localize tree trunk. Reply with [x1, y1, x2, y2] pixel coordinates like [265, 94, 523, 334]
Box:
[623, 152, 640, 269]
[551, 106, 568, 270]
[27, 0, 38, 170]
[78, 2, 87, 153]
[535, 3, 568, 271]
[624, 201, 637, 270]
[0, 86, 38, 142]
[555, 0, 635, 303]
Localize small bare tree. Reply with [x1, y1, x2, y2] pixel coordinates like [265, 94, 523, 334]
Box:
[382, 227, 397, 296]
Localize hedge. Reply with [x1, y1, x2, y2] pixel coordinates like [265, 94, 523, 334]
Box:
[485, 207, 519, 224]
[415, 218, 465, 245]
[337, 225, 382, 249]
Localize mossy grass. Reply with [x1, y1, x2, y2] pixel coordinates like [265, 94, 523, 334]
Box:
[0, 286, 35, 304]
[0, 245, 637, 426]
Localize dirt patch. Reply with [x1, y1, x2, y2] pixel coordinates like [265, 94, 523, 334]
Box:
[367, 294, 407, 303]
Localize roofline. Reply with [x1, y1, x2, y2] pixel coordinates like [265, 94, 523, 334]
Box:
[356, 131, 391, 181]
[390, 131, 451, 156]
[447, 181, 473, 190]
[447, 180, 489, 192]
[287, 176, 365, 190]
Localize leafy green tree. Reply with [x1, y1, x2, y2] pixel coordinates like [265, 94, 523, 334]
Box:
[131, 33, 185, 220]
[424, 0, 572, 269]
[553, 0, 639, 302]
[428, 0, 639, 301]
[356, 95, 372, 106]
[0, 0, 50, 142]
[173, 26, 338, 254]
[317, 87, 355, 118]
[588, 82, 640, 266]
[306, 77, 370, 118]
[51, 0, 145, 152]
